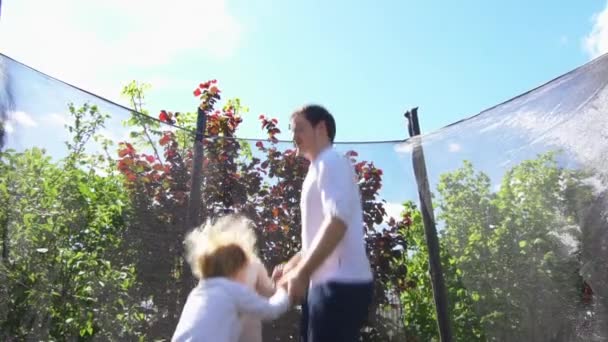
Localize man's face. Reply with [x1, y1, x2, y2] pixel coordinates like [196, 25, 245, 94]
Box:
[290, 114, 318, 160]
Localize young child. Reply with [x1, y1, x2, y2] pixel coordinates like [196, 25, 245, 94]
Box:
[194, 215, 277, 342]
[171, 216, 290, 342]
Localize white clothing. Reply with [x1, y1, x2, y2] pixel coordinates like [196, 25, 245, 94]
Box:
[300, 147, 373, 286]
[171, 277, 289, 342]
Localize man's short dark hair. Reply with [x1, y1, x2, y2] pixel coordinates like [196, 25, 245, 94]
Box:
[292, 105, 336, 143]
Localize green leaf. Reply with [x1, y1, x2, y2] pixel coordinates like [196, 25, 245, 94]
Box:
[518, 240, 527, 248]
[78, 182, 94, 199]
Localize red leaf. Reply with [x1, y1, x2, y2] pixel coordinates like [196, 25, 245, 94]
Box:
[403, 214, 412, 226]
[159, 110, 168, 122]
[145, 155, 155, 163]
[255, 141, 264, 149]
[259, 114, 265, 120]
[159, 134, 171, 146]
[193, 88, 202, 97]
[272, 207, 279, 217]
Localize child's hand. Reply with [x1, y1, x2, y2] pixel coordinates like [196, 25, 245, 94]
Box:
[271, 263, 285, 282]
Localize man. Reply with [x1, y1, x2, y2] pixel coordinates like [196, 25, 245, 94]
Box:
[273, 105, 373, 342]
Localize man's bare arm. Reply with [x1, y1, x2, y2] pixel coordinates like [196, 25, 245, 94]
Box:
[272, 251, 302, 281]
[296, 216, 346, 280]
[283, 252, 302, 274]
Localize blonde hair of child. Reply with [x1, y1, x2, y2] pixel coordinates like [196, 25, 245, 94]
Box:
[199, 243, 248, 278]
[184, 214, 260, 279]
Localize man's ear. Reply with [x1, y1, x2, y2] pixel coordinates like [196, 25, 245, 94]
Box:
[316, 120, 328, 139]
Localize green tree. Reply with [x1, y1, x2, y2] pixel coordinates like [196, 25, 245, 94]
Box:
[392, 201, 485, 341]
[436, 153, 593, 341]
[393, 153, 595, 341]
[0, 103, 146, 340]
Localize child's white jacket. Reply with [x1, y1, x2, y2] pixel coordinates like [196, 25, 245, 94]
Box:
[171, 277, 289, 342]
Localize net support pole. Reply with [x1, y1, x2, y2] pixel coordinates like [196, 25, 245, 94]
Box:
[186, 106, 207, 230]
[405, 107, 453, 342]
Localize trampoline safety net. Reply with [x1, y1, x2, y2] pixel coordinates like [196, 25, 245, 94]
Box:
[1, 52, 607, 341]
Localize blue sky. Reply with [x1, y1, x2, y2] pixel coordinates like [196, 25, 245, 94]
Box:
[1, 0, 607, 219]
[2, 0, 607, 143]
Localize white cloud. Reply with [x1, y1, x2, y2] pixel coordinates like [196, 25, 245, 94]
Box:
[42, 113, 70, 127]
[394, 141, 413, 154]
[10, 111, 37, 127]
[98, 129, 119, 143]
[0, 0, 242, 102]
[98, 128, 131, 144]
[97, 0, 242, 65]
[583, 1, 608, 59]
[385, 202, 405, 220]
[448, 142, 461, 153]
[4, 122, 14, 134]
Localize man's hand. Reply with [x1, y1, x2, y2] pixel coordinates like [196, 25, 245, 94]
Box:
[280, 269, 309, 303]
[271, 252, 302, 283]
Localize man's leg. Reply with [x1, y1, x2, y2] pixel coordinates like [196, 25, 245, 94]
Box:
[307, 281, 373, 342]
[300, 294, 309, 342]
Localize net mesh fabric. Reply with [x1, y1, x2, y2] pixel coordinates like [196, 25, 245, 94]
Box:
[1, 52, 607, 341]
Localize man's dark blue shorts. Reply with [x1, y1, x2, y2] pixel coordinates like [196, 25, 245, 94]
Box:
[300, 280, 374, 342]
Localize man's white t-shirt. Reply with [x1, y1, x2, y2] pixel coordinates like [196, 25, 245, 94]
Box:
[172, 278, 289, 342]
[301, 146, 373, 286]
